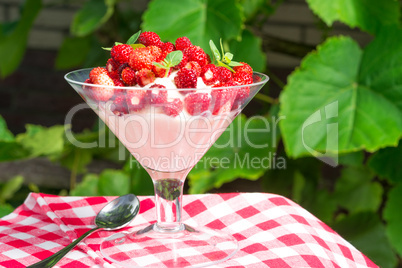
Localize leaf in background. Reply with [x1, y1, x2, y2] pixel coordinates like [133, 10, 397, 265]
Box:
[338, 151, 364, 167]
[98, 169, 130, 196]
[0, 0, 41, 77]
[71, 0, 115, 36]
[368, 140, 401, 183]
[16, 125, 65, 157]
[142, 0, 243, 51]
[55, 36, 91, 69]
[384, 183, 402, 257]
[306, 0, 400, 34]
[124, 158, 154, 196]
[188, 114, 279, 193]
[332, 211, 396, 268]
[0, 203, 14, 218]
[0, 116, 14, 142]
[70, 174, 99, 196]
[59, 145, 93, 174]
[334, 166, 382, 213]
[280, 34, 402, 158]
[228, 29, 266, 72]
[0, 175, 24, 203]
[240, 0, 266, 21]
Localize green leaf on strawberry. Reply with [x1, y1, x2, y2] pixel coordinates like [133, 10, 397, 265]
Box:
[209, 39, 242, 72]
[152, 50, 183, 77]
[126, 30, 141, 45]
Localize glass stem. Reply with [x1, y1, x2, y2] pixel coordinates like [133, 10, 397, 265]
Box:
[146, 168, 190, 233]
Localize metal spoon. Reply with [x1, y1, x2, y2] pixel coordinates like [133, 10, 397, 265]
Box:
[27, 194, 140, 268]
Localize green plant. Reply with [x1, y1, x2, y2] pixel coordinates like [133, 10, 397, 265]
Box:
[1, 0, 401, 267]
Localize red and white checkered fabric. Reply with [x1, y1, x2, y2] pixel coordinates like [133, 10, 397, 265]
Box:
[0, 193, 378, 267]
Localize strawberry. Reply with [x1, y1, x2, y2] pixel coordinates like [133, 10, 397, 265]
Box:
[217, 66, 233, 83]
[175, 37, 192, 51]
[201, 64, 219, 85]
[232, 85, 250, 110]
[148, 45, 162, 61]
[163, 98, 183, 117]
[111, 44, 134, 64]
[126, 89, 147, 111]
[136, 68, 155, 87]
[129, 47, 155, 71]
[148, 84, 167, 104]
[160, 42, 175, 59]
[174, 68, 197, 89]
[184, 45, 208, 67]
[211, 85, 236, 115]
[233, 70, 253, 85]
[112, 94, 128, 115]
[139, 31, 162, 47]
[184, 61, 201, 77]
[184, 93, 211, 115]
[121, 66, 137, 86]
[106, 58, 118, 73]
[174, 53, 188, 70]
[88, 67, 115, 101]
[113, 78, 125, 87]
[233, 62, 253, 75]
[152, 60, 169, 78]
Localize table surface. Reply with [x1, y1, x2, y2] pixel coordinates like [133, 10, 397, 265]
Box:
[0, 192, 377, 268]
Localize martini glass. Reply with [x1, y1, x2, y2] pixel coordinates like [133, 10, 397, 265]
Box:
[65, 68, 268, 267]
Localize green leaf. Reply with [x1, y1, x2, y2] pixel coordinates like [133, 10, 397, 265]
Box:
[368, 140, 402, 183]
[306, 0, 400, 34]
[98, 169, 130, 196]
[126, 30, 141, 44]
[16, 125, 65, 157]
[0, 175, 24, 203]
[209, 40, 221, 61]
[70, 174, 99, 196]
[142, 0, 243, 50]
[0, 116, 14, 142]
[279, 35, 402, 158]
[71, 0, 115, 36]
[165, 50, 183, 67]
[0, 142, 30, 161]
[0, 203, 14, 218]
[334, 166, 382, 213]
[228, 29, 266, 72]
[55, 36, 91, 69]
[240, 0, 266, 21]
[338, 151, 364, 167]
[384, 183, 402, 256]
[332, 212, 397, 268]
[59, 145, 93, 174]
[188, 114, 279, 193]
[0, 0, 41, 77]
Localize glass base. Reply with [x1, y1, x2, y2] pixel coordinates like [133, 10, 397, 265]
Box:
[100, 223, 238, 267]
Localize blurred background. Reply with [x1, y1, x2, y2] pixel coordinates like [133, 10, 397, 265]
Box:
[0, 0, 401, 267]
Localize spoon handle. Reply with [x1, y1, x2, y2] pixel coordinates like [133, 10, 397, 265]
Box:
[27, 227, 101, 268]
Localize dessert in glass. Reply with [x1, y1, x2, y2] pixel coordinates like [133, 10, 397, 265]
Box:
[65, 31, 268, 267]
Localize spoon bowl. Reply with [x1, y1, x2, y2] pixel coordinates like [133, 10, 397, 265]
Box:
[28, 194, 140, 268]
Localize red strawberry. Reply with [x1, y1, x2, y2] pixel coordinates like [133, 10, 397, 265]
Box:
[111, 44, 134, 64]
[211, 86, 236, 115]
[201, 64, 219, 85]
[152, 60, 169, 78]
[217, 66, 232, 83]
[163, 98, 183, 117]
[148, 84, 168, 104]
[112, 94, 128, 115]
[129, 47, 154, 71]
[160, 42, 175, 59]
[113, 78, 125, 88]
[232, 85, 250, 110]
[106, 58, 118, 73]
[175, 37, 192, 51]
[126, 89, 147, 111]
[233, 62, 253, 75]
[233, 71, 253, 85]
[174, 68, 197, 89]
[139, 31, 162, 47]
[136, 68, 155, 87]
[88, 67, 115, 101]
[184, 45, 208, 67]
[121, 66, 137, 86]
[184, 93, 211, 115]
[184, 61, 201, 77]
[148, 45, 162, 61]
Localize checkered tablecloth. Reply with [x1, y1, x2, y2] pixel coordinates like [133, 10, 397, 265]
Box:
[0, 192, 377, 267]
